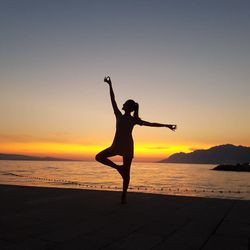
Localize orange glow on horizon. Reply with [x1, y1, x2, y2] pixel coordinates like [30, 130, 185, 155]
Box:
[0, 142, 212, 162]
[0, 142, 103, 160]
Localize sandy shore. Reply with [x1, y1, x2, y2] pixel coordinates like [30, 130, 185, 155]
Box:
[0, 184, 249, 250]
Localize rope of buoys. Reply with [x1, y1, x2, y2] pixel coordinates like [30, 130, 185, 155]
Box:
[1, 171, 249, 195]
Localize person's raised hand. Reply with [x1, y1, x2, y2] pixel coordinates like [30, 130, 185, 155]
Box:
[167, 124, 177, 131]
[104, 76, 112, 85]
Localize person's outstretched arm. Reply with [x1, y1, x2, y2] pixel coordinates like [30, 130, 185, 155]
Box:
[139, 119, 177, 131]
[104, 76, 121, 117]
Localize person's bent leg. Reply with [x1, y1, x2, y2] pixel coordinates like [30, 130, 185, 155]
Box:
[121, 157, 132, 204]
[95, 148, 118, 169]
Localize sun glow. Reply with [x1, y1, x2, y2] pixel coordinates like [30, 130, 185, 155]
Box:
[0, 142, 105, 160]
[134, 143, 193, 161]
[0, 142, 210, 162]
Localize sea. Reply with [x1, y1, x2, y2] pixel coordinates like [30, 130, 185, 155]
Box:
[0, 160, 250, 200]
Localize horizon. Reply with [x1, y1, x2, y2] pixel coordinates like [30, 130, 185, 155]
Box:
[1, 143, 249, 163]
[1, 1, 250, 161]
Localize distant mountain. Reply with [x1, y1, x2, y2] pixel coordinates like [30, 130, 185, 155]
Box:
[0, 153, 74, 161]
[159, 144, 250, 164]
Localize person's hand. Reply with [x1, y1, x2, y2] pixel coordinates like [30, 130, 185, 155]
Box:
[104, 76, 112, 85]
[167, 124, 177, 131]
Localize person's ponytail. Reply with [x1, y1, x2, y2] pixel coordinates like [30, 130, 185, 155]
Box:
[133, 102, 139, 119]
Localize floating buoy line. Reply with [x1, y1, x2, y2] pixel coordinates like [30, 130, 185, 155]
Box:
[1, 171, 250, 195]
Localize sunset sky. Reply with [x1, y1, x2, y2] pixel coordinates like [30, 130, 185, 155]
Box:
[1, 0, 250, 161]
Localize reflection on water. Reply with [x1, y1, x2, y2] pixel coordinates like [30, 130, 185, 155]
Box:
[0, 160, 250, 200]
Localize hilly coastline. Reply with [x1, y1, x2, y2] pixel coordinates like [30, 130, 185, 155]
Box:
[0, 153, 74, 161]
[159, 144, 250, 164]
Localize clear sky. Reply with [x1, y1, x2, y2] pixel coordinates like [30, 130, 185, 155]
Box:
[1, 0, 250, 161]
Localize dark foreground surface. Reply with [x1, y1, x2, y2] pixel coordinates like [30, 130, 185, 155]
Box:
[0, 184, 250, 250]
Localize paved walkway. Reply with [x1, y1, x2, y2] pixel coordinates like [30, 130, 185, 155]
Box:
[0, 185, 250, 249]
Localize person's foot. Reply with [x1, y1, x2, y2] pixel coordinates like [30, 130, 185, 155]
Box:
[121, 195, 127, 204]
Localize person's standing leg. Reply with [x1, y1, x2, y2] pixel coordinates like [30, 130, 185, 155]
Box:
[121, 157, 132, 204]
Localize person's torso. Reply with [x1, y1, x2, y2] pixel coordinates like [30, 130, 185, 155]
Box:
[113, 114, 135, 143]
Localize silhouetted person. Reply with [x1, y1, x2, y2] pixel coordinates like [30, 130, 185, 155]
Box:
[96, 76, 177, 204]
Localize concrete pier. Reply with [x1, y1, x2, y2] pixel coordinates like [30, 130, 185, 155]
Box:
[0, 184, 249, 249]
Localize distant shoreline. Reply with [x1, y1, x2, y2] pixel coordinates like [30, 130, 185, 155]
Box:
[0, 153, 77, 162]
[2, 144, 250, 164]
[0, 159, 81, 162]
[0, 158, 217, 164]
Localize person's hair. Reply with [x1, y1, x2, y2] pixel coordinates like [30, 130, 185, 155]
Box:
[125, 99, 140, 119]
[133, 102, 139, 119]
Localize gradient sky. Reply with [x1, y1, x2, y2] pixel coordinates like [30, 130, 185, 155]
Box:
[1, 0, 250, 161]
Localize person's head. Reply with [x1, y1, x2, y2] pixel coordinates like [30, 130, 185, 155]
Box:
[122, 99, 139, 118]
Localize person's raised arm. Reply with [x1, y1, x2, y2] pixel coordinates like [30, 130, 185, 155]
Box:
[139, 119, 177, 131]
[104, 76, 121, 117]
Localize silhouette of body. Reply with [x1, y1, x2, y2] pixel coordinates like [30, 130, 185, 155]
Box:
[96, 76, 177, 204]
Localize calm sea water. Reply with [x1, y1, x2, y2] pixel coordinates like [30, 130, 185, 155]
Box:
[0, 160, 250, 200]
